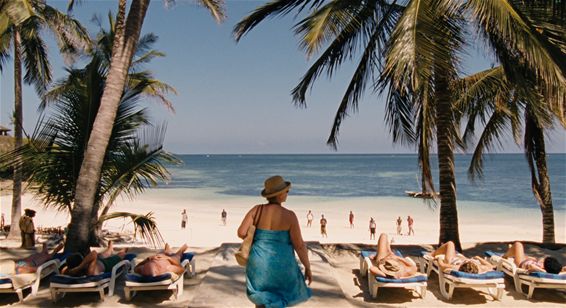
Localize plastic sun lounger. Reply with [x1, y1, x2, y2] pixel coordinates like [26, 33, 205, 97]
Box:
[423, 253, 505, 300]
[486, 251, 566, 299]
[362, 252, 427, 299]
[123, 252, 195, 301]
[49, 253, 135, 302]
[0, 258, 60, 302]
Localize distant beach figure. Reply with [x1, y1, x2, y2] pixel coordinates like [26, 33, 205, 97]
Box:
[349, 211, 354, 228]
[19, 208, 36, 249]
[221, 209, 227, 226]
[396, 216, 402, 236]
[431, 241, 494, 274]
[369, 218, 376, 240]
[320, 214, 328, 238]
[306, 210, 313, 227]
[237, 175, 311, 307]
[369, 233, 417, 279]
[181, 209, 188, 229]
[0, 213, 4, 231]
[503, 241, 566, 274]
[407, 215, 414, 236]
[63, 241, 127, 276]
[0, 242, 63, 275]
[134, 243, 188, 277]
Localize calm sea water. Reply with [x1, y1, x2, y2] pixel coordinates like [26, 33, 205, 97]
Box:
[161, 154, 566, 211]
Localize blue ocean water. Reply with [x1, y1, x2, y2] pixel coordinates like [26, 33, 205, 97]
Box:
[161, 154, 566, 211]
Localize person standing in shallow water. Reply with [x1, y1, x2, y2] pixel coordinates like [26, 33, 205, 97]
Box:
[238, 175, 312, 307]
[320, 215, 328, 238]
[407, 215, 415, 236]
[181, 209, 188, 229]
[369, 218, 376, 240]
[221, 209, 227, 226]
[349, 211, 354, 228]
[396, 216, 403, 235]
[306, 210, 313, 227]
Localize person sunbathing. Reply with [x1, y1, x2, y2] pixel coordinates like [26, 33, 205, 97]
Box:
[63, 241, 127, 276]
[369, 233, 418, 279]
[503, 241, 566, 274]
[0, 242, 64, 275]
[134, 243, 188, 277]
[431, 241, 493, 274]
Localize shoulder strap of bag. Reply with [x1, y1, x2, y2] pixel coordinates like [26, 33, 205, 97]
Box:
[252, 204, 264, 226]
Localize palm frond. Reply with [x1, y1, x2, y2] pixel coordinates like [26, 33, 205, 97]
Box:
[41, 4, 92, 60]
[19, 16, 52, 95]
[195, 0, 226, 23]
[97, 211, 164, 248]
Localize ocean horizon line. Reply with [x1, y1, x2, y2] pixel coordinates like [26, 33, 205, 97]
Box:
[169, 152, 566, 156]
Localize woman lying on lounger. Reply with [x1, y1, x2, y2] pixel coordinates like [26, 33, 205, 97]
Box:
[0, 242, 63, 275]
[431, 241, 494, 274]
[133, 243, 188, 277]
[63, 241, 127, 276]
[369, 233, 418, 279]
[503, 242, 566, 274]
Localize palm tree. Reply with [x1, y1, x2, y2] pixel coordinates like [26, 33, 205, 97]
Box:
[66, 0, 225, 254]
[0, 0, 89, 239]
[457, 65, 560, 244]
[0, 18, 179, 250]
[234, 0, 565, 250]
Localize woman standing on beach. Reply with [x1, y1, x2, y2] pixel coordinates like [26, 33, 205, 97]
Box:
[238, 175, 312, 308]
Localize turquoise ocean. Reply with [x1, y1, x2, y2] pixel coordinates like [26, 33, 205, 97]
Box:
[163, 154, 566, 212]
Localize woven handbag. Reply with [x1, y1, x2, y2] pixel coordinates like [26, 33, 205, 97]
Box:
[235, 204, 264, 266]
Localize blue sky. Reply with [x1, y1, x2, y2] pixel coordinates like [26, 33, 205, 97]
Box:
[1, 1, 565, 154]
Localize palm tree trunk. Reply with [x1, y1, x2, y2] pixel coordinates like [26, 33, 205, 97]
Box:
[8, 29, 23, 240]
[65, 0, 149, 253]
[525, 112, 555, 244]
[435, 74, 462, 251]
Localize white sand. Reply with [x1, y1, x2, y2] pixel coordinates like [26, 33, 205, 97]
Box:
[1, 187, 564, 247]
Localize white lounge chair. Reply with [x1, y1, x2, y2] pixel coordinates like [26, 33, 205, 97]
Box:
[123, 252, 195, 301]
[49, 254, 134, 302]
[423, 253, 504, 300]
[0, 258, 60, 302]
[486, 251, 566, 299]
[362, 254, 427, 299]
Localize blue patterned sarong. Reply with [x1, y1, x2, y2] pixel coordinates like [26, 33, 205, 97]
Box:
[246, 229, 312, 308]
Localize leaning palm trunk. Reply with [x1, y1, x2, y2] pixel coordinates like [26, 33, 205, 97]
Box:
[525, 111, 555, 244]
[8, 29, 23, 240]
[66, 0, 150, 253]
[435, 73, 462, 251]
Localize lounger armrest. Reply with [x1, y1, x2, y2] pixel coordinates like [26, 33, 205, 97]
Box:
[108, 260, 130, 297]
[32, 259, 60, 296]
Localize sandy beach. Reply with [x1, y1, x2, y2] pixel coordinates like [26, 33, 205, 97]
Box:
[1, 188, 565, 306]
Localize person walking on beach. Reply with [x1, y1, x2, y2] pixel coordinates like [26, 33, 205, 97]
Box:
[237, 175, 312, 307]
[181, 209, 188, 229]
[369, 217, 376, 240]
[349, 211, 354, 228]
[19, 209, 36, 249]
[320, 214, 328, 238]
[407, 215, 414, 236]
[221, 209, 227, 226]
[396, 216, 402, 236]
[306, 210, 313, 227]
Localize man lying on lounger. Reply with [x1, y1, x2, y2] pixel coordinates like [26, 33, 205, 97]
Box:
[503, 241, 566, 274]
[134, 243, 188, 277]
[63, 241, 127, 276]
[431, 241, 493, 274]
[369, 233, 418, 279]
[0, 242, 63, 275]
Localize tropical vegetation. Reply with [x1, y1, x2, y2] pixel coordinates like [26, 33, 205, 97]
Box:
[0, 0, 89, 239]
[65, 0, 226, 253]
[0, 14, 178, 251]
[234, 0, 566, 249]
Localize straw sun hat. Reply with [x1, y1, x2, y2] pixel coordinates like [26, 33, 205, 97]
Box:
[377, 259, 401, 278]
[261, 175, 291, 198]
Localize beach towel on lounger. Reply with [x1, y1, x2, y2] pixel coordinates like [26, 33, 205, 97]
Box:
[246, 229, 311, 308]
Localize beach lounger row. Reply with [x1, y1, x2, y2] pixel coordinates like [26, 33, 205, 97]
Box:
[1, 252, 196, 303]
